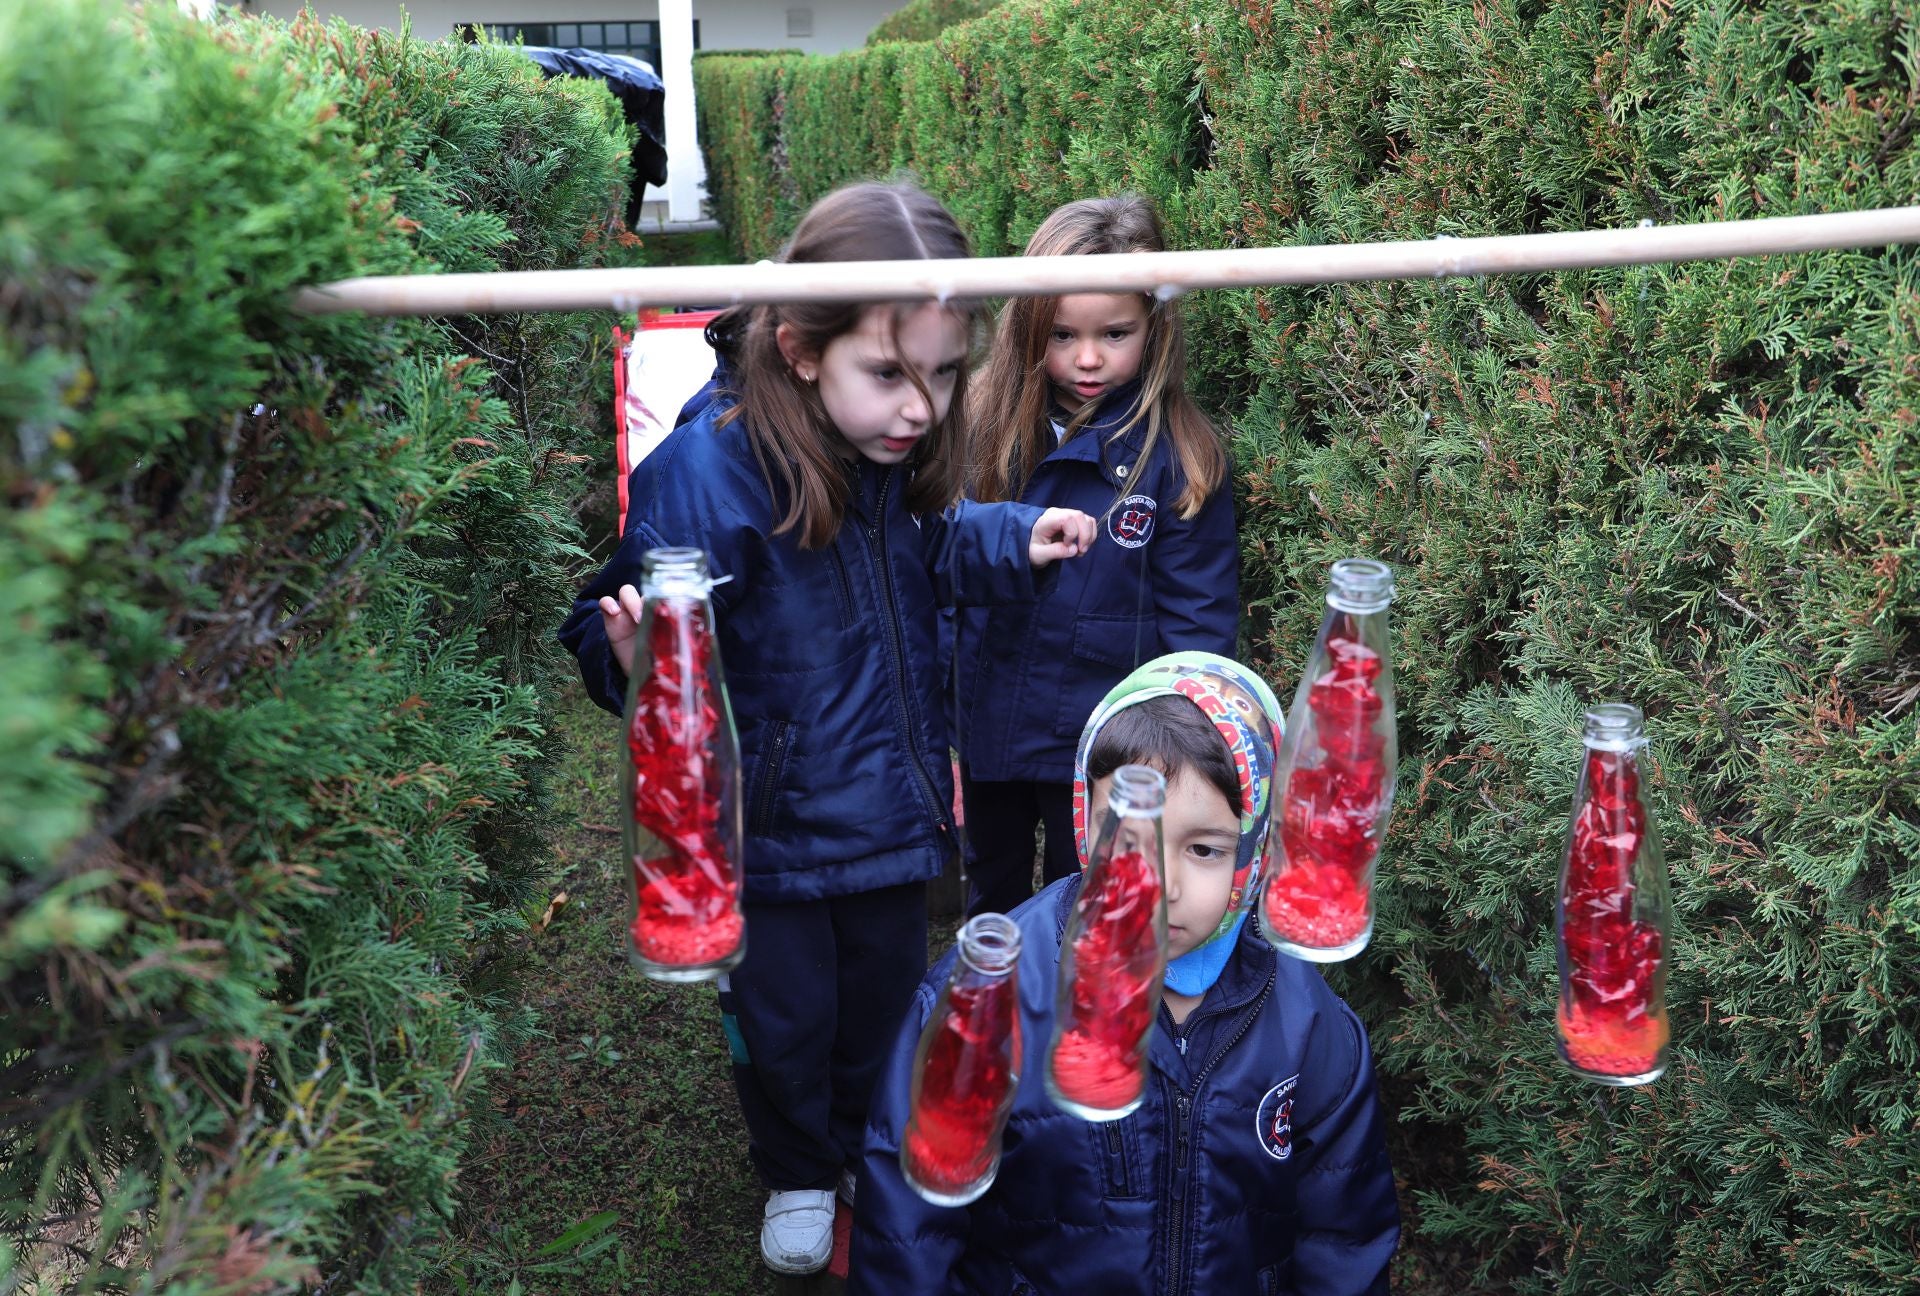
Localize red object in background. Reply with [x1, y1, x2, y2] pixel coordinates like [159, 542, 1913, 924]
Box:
[1557, 706, 1670, 1085]
[623, 549, 744, 981]
[1046, 766, 1167, 1121]
[613, 310, 723, 537]
[1262, 629, 1388, 950]
[902, 914, 1023, 1206]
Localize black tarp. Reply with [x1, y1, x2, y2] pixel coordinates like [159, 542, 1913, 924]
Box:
[518, 46, 668, 226]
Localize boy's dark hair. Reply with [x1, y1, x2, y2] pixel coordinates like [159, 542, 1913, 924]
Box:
[1087, 694, 1238, 813]
[706, 181, 980, 548]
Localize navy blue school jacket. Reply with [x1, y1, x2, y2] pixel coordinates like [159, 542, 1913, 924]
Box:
[558, 387, 1048, 903]
[851, 876, 1400, 1296]
[953, 384, 1239, 783]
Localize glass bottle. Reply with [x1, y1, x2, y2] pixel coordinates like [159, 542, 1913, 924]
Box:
[622, 547, 745, 982]
[901, 913, 1024, 1206]
[1046, 764, 1168, 1121]
[1557, 703, 1671, 1085]
[1261, 558, 1398, 961]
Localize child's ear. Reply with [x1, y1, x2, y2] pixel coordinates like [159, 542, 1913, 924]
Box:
[775, 323, 819, 384]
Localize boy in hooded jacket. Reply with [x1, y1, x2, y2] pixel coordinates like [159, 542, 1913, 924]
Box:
[851, 653, 1400, 1295]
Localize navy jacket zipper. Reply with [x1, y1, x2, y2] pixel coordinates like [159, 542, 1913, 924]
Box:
[826, 545, 856, 625]
[863, 468, 945, 836]
[1166, 1085, 1192, 1292]
[750, 720, 792, 835]
[1164, 969, 1277, 1295]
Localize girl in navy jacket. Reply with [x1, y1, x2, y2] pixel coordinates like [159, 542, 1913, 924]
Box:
[558, 183, 1095, 1277]
[852, 654, 1400, 1295]
[957, 194, 1240, 916]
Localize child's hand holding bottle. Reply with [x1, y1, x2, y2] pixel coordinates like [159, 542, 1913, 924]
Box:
[598, 583, 645, 676]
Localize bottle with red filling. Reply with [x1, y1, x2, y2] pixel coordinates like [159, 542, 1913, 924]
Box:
[621, 547, 745, 982]
[1045, 764, 1168, 1122]
[1557, 703, 1671, 1086]
[902, 913, 1024, 1206]
[1261, 558, 1398, 962]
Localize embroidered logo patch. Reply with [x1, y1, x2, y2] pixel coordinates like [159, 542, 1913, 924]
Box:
[1108, 494, 1157, 548]
[1256, 1075, 1299, 1161]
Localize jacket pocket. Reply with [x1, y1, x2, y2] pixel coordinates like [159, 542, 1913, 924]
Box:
[1258, 1258, 1295, 1295]
[1092, 1117, 1143, 1199]
[1053, 614, 1155, 736]
[825, 547, 857, 628]
[1068, 612, 1155, 669]
[748, 720, 795, 836]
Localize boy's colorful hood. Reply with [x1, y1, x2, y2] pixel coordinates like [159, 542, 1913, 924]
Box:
[1070, 652, 1284, 985]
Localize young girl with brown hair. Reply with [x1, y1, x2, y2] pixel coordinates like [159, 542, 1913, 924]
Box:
[953, 193, 1239, 917]
[560, 181, 1095, 1276]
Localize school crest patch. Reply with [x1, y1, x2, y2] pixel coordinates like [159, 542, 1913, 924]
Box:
[1256, 1075, 1299, 1162]
[1109, 494, 1156, 549]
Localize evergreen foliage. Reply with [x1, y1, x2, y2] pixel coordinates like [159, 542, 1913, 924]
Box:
[695, 2, 1920, 1289]
[1, 3, 629, 1289]
[866, 0, 1004, 45]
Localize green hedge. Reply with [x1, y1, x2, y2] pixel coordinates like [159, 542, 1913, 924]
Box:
[2, 4, 628, 1289]
[695, 3, 1920, 1291]
[866, 0, 1003, 45]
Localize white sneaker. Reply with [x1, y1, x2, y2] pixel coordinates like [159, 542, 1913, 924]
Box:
[760, 1188, 835, 1275]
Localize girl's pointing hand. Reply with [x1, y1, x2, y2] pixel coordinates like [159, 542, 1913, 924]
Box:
[1029, 508, 1098, 566]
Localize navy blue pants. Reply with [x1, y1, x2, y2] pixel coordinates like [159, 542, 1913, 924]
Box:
[717, 880, 928, 1191]
[960, 777, 1077, 918]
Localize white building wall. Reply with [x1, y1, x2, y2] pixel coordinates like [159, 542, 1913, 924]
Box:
[239, 0, 906, 54]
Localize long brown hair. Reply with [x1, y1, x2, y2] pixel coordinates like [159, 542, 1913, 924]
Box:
[707, 182, 978, 549]
[969, 194, 1226, 518]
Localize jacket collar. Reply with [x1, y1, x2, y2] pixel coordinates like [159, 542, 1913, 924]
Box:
[1043, 381, 1150, 470]
[1148, 919, 1277, 1084]
[830, 455, 876, 526]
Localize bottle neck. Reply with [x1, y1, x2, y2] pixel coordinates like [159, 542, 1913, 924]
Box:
[1326, 557, 1395, 614]
[642, 576, 714, 599]
[1106, 763, 1167, 819]
[642, 546, 713, 598]
[1582, 703, 1646, 753]
[956, 913, 1021, 976]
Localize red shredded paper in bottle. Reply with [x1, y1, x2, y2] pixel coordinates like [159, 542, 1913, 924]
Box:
[1051, 850, 1160, 1111]
[1559, 750, 1667, 1075]
[903, 978, 1018, 1197]
[628, 597, 742, 966]
[1264, 631, 1387, 947]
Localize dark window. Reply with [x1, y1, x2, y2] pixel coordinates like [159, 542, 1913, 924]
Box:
[481, 19, 700, 71]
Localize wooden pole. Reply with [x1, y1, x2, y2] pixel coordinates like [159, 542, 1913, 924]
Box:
[291, 206, 1920, 317]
